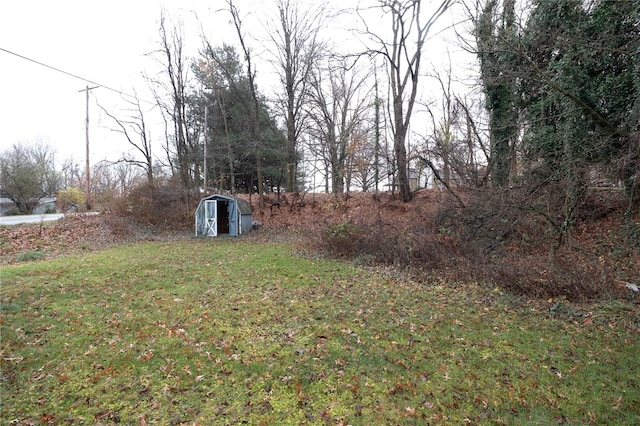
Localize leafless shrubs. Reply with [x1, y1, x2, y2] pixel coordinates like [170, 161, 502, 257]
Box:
[313, 198, 458, 271]
[110, 179, 194, 230]
[318, 219, 456, 269]
[476, 251, 619, 302]
[312, 190, 636, 302]
[437, 187, 633, 301]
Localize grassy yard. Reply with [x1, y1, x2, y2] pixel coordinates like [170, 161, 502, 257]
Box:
[1, 240, 638, 425]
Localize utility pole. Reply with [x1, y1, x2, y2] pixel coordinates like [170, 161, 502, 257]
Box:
[79, 85, 99, 211]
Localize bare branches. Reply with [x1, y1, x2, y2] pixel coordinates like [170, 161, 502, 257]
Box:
[264, 0, 327, 191]
[359, 0, 455, 201]
[225, 0, 265, 205]
[151, 11, 194, 192]
[98, 94, 155, 187]
[305, 55, 374, 194]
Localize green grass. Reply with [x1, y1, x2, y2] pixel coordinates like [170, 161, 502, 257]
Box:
[1, 240, 638, 425]
[13, 249, 46, 262]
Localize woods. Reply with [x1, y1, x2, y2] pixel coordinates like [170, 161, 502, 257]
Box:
[471, 0, 639, 247]
[2, 0, 638, 236]
[3, 0, 640, 213]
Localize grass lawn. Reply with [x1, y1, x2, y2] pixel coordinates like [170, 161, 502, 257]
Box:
[1, 240, 638, 425]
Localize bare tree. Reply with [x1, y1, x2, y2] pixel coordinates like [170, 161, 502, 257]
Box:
[422, 65, 487, 189]
[99, 94, 155, 188]
[226, 0, 267, 208]
[306, 56, 373, 194]
[416, 68, 489, 203]
[347, 123, 379, 192]
[149, 12, 195, 197]
[455, 93, 490, 186]
[0, 141, 62, 214]
[372, 62, 383, 193]
[112, 161, 144, 197]
[424, 68, 458, 187]
[60, 157, 82, 189]
[89, 161, 116, 202]
[266, 0, 325, 192]
[359, 0, 454, 201]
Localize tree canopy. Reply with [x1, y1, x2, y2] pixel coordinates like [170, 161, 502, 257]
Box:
[0, 141, 62, 214]
[192, 44, 287, 194]
[476, 0, 639, 210]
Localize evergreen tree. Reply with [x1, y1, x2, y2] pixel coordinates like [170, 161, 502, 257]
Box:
[192, 44, 286, 194]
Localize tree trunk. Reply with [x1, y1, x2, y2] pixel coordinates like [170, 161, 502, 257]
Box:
[395, 131, 411, 202]
[256, 147, 264, 209]
[286, 107, 296, 192]
[394, 96, 411, 202]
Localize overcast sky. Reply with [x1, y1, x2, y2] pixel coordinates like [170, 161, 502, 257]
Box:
[0, 0, 236, 163]
[0, 0, 473, 167]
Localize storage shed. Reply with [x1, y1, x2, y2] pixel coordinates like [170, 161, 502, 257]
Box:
[195, 194, 253, 237]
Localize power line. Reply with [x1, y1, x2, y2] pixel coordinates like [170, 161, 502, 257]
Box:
[0, 46, 153, 104]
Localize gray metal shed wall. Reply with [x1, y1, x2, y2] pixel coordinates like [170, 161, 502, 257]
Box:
[195, 195, 252, 237]
[239, 213, 253, 235]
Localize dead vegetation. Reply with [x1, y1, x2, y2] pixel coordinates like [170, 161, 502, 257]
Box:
[2, 189, 639, 303]
[249, 189, 639, 302]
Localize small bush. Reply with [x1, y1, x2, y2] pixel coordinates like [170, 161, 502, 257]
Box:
[322, 221, 361, 257]
[111, 179, 194, 231]
[57, 187, 84, 212]
[315, 218, 458, 271]
[15, 250, 45, 262]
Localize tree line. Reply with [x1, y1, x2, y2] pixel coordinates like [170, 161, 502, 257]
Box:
[2, 0, 638, 230]
[473, 0, 638, 245]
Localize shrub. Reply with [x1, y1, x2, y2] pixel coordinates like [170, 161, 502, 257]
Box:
[15, 250, 45, 262]
[110, 178, 194, 231]
[322, 222, 361, 257]
[310, 189, 635, 302]
[57, 187, 85, 212]
[436, 188, 633, 301]
[474, 251, 620, 302]
[315, 218, 458, 270]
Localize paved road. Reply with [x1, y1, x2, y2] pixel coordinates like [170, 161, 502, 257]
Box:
[0, 213, 66, 226]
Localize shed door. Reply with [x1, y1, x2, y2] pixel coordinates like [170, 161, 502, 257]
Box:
[228, 200, 238, 236]
[205, 200, 217, 236]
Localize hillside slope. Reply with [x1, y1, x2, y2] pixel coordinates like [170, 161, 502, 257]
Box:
[2, 190, 638, 301]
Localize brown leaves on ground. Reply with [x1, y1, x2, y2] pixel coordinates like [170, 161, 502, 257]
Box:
[249, 190, 442, 233]
[2, 190, 639, 303]
[0, 214, 139, 263]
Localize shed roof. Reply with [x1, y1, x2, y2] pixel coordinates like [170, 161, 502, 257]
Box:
[200, 194, 252, 215]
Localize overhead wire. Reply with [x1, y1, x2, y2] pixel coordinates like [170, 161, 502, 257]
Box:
[0, 46, 155, 105]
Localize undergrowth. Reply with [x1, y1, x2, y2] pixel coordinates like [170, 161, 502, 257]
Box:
[311, 190, 639, 302]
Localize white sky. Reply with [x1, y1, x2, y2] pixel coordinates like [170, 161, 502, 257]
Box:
[0, 0, 474, 169]
[0, 0, 236, 165]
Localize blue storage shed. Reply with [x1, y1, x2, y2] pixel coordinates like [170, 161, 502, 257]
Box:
[195, 194, 253, 237]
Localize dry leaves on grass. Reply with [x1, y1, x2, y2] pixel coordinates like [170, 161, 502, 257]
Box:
[0, 214, 135, 263]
